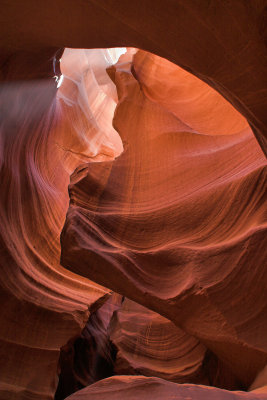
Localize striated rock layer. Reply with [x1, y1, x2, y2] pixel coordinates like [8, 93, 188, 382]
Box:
[55, 292, 244, 397]
[65, 376, 267, 400]
[1, 0, 267, 397]
[61, 51, 267, 390]
[0, 48, 125, 399]
[109, 297, 245, 390]
[109, 298, 208, 385]
[1, 0, 267, 154]
[55, 294, 122, 400]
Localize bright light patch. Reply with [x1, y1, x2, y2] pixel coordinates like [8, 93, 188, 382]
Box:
[56, 74, 64, 88]
[106, 48, 127, 64]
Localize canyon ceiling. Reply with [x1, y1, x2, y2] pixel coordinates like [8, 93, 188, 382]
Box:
[0, 1, 267, 400]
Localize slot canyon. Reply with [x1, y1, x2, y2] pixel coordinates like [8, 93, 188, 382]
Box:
[0, 1, 267, 399]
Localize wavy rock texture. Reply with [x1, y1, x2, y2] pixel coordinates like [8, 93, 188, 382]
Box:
[54, 293, 243, 397]
[55, 294, 122, 400]
[65, 376, 267, 400]
[1, 1, 267, 398]
[1, 0, 267, 154]
[61, 51, 267, 390]
[109, 299, 207, 384]
[109, 298, 244, 389]
[0, 48, 125, 399]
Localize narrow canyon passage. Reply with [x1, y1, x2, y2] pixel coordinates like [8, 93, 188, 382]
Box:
[0, 2, 267, 399]
[61, 47, 267, 396]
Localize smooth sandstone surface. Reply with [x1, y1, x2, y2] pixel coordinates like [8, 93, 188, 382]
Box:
[0, 48, 125, 399]
[55, 294, 122, 400]
[61, 51, 267, 389]
[109, 298, 243, 389]
[109, 299, 208, 384]
[65, 376, 267, 400]
[1, 0, 267, 154]
[0, 1, 267, 399]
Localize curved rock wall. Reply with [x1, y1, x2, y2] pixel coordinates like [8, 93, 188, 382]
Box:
[0, 48, 124, 399]
[65, 376, 267, 400]
[1, 1, 267, 398]
[61, 50, 267, 389]
[1, 0, 267, 154]
[109, 299, 207, 384]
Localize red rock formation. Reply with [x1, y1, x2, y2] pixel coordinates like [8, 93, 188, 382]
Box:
[61, 50, 267, 390]
[0, 48, 125, 399]
[109, 298, 244, 389]
[1, 1, 267, 398]
[133, 51, 248, 137]
[55, 294, 121, 400]
[109, 299, 207, 384]
[1, 1, 267, 154]
[65, 376, 267, 400]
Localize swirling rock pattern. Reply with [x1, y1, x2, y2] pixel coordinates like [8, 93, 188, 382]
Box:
[110, 298, 241, 389]
[61, 51, 267, 389]
[0, 48, 125, 399]
[65, 376, 267, 400]
[1, 0, 267, 398]
[55, 294, 122, 400]
[1, 0, 267, 154]
[109, 297, 245, 389]
[109, 299, 208, 384]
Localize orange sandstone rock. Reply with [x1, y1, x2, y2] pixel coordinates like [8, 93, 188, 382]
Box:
[65, 376, 267, 400]
[61, 51, 267, 389]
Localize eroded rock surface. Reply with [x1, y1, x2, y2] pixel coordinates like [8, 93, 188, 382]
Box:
[1, 0, 267, 154]
[55, 294, 122, 400]
[109, 299, 207, 384]
[0, 48, 124, 399]
[65, 376, 267, 400]
[61, 51, 267, 389]
[0, 1, 267, 398]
